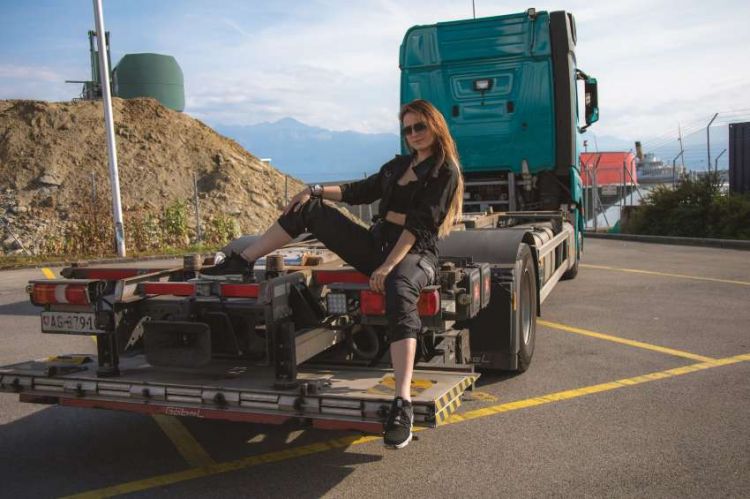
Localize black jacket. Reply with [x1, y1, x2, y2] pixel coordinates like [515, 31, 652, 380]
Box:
[339, 154, 460, 254]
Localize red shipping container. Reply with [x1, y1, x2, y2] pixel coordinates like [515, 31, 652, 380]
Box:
[580, 152, 637, 186]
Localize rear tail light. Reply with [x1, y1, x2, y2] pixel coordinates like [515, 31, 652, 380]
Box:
[417, 289, 440, 316]
[478, 263, 491, 307]
[142, 282, 195, 296]
[359, 289, 441, 317]
[29, 283, 91, 305]
[360, 290, 386, 315]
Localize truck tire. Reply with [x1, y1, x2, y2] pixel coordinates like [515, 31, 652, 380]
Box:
[561, 230, 581, 280]
[516, 243, 537, 372]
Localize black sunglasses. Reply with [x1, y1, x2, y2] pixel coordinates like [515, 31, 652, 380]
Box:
[402, 122, 428, 136]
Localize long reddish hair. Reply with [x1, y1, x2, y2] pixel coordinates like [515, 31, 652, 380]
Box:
[399, 99, 463, 238]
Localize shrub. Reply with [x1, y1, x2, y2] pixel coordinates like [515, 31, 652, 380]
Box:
[126, 209, 163, 252]
[204, 214, 240, 246]
[623, 172, 750, 239]
[161, 200, 190, 247]
[61, 192, 115, 255]
[45, 194, 210, 258]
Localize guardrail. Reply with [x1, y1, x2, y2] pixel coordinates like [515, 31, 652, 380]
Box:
[584, 231, 750, 251]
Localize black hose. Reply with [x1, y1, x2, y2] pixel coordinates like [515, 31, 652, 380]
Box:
[347, 324, 380, 360]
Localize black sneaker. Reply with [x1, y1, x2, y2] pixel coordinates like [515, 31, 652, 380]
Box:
[201, 252, 255, 281]
[383, 396, 414, 449]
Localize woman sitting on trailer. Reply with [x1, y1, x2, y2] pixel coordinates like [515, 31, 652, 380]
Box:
[204, 99, 464, 449]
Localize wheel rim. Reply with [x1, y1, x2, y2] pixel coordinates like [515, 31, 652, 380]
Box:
[521, 268, 533, 344]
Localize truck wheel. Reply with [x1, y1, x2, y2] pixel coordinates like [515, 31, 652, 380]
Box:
[561, 231, 581, 280]
[516, 243, 537, 372]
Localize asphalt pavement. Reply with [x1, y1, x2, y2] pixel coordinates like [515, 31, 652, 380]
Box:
[0, 239, 748, 498]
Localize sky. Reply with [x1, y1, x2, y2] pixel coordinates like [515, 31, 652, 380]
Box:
[1, 0, 749, 157]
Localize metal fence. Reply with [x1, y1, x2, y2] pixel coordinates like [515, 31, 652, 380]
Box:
[581, 159, 642, 230]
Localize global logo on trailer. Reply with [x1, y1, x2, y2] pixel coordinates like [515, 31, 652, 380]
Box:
[165, 406, 203, 418]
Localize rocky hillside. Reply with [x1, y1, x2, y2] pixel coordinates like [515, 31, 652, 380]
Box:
[0, 98, 306, 255]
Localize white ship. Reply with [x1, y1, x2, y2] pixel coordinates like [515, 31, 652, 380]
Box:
[636, 153, 686, 184]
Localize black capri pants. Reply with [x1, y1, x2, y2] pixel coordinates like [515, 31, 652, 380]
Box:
[277, 199, 435, 342]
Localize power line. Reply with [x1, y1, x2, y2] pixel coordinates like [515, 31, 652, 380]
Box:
[638, 109, 750, 150]
[643, 119, 745, 153]
[640, 119, 709, 149]
[643, 125, 705, 151]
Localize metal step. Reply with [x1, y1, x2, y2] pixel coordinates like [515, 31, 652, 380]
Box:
[0, 355, 478, 432]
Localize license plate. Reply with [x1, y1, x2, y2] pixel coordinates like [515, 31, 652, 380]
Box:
[41, 312, 103, 335]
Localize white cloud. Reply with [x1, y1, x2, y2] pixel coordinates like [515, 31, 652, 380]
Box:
[177, 0, 750, 142]
[0, 64, 61, 82]
[2, 0, 749, 144]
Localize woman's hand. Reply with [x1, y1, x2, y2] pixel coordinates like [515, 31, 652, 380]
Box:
[283, 188, 311, 215]
[369, 262, 395, 293]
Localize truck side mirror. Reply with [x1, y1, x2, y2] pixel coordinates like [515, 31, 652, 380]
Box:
[584, 77, 599, 127]
[576, 69, 599, 132]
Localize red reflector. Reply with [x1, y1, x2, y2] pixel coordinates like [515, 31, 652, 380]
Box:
[473, 282, 481, 303]
[483, 274, 491, 296]
[220, 283, 260, 298]
[142, 282, 195, 296]
[417, 289, 440, 316]
[360, 289, 441, 316]
[31, 284, 58, 304]
[315, 270, 369, 285]
[360, 290, 386, 315]
[64, 285, 89, 305]
[31, 283, 89, 305]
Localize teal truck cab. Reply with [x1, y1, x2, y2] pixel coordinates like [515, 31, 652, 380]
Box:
[401, 8, 599, 245]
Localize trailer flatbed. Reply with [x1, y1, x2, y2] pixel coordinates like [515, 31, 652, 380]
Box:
[0, 354, 477, 433]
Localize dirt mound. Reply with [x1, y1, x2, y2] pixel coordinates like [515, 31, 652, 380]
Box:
[0, 98, 306, 255]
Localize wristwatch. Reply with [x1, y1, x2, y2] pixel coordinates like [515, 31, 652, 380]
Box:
[309, 184, 323, 198]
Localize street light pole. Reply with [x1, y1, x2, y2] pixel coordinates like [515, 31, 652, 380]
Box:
[678, 124, 685, 170]
[714, 148, 727, 172]
[706, 112, 718, 174]
[92, 0, 125, 256]
[672, 151, 684, 189]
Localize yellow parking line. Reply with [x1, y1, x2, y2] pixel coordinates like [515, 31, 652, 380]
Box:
[538, 320, 716, 363]
[467, 391, 499, 402]
[41, 267, 56, 279]
[581, 263, 750, 287]
[63, 434, 382, 499]
[152, 415, 216, 468]
[444, 355, 748, 425]
[63, 352, 750, 499]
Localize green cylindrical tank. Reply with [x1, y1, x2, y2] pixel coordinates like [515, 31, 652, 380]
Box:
[113, 53, 185, 111]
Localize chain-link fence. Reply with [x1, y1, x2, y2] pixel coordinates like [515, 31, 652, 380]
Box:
[581, 155, 642, 230]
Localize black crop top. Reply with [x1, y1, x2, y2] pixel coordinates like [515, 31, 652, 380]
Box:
[388, 181, 420, 214]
